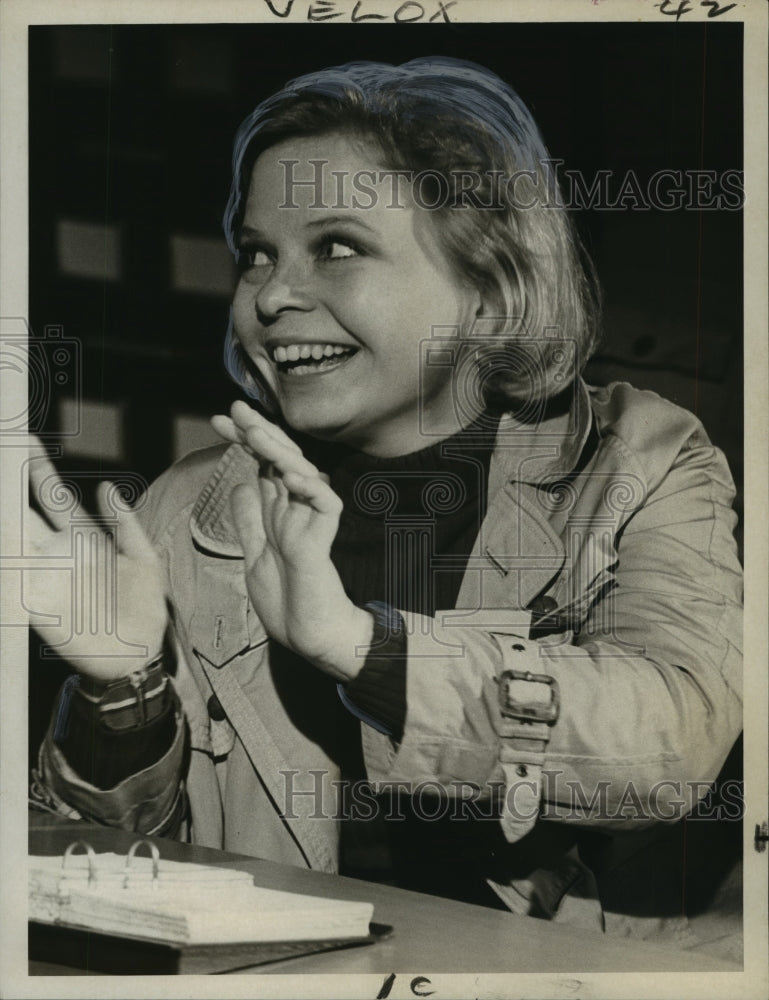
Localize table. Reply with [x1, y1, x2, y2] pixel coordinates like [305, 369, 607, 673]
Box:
[29, 811, 738, 975]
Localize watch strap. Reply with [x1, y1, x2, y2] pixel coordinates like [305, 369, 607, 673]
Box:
[72, 655, 170, 732]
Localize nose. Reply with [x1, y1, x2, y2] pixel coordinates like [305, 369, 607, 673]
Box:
[254, 260, 315, 323]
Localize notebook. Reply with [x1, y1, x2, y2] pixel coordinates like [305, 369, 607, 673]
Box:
[29, 839, 387, 974]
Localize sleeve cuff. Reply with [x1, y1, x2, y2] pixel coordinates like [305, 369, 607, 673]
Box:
[53, 657, 177, 789]
[35, 682, 187, 836]
[338, 602, 407, 740]
[56, 692, 179, 790]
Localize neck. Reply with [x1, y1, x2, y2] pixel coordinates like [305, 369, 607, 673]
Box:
[307, 402, 491, 459]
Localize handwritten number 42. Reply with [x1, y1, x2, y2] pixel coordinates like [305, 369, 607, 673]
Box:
[656, 0, 737, 18]
[377, 974, 435, 999]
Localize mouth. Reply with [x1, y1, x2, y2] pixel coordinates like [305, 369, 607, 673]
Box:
[269, 342, 358, 377]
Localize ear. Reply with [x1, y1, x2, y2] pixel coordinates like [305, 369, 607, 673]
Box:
[469, 289, 511, 343]
[477, 280, 512, 323]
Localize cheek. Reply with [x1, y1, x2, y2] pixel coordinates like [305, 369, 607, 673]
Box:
[231, 282, 257, 338]
[420, 354, 458, 401]
[332, 284, 439, 349]
[328, 280, 390, 326]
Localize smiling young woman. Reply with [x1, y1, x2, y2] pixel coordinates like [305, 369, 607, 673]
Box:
[230, 133, 483, 455]
[30, 58, 742, 948]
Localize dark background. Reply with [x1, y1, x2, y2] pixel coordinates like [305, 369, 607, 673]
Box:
[28, 23, 743, 904]
[28, 22, 743, 486]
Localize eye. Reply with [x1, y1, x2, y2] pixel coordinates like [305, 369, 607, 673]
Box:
[237, 246, 273, 271]
[250, 249, 273, 267]
[318, 238, 360, 261]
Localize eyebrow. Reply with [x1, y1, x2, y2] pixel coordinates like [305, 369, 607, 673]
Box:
[305, 214, 377, 234]
[238, 215, 378, 243]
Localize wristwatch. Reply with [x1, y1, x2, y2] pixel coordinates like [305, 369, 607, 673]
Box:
[54, 654, 171, 741]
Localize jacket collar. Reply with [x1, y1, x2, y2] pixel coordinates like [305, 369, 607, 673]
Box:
[190, 378, 594, 558]
[488, 376, 593, 496]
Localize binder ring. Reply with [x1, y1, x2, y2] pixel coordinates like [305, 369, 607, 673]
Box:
[62, 841, 97, 886]
[124, 839, 161, 890]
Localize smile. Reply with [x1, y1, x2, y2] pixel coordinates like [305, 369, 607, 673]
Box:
[270, 342, 357, 376]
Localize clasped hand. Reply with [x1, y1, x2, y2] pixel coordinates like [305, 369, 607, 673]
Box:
[211, 401, 373, 682]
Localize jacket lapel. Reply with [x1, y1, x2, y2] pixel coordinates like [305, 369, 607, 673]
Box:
[454, 480, 566, 613]
[456, 379, 594, 613]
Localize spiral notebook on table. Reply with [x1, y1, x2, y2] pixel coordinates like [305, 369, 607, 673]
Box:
[29, 840, 389, 974]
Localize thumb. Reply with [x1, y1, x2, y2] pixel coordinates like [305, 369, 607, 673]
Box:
[231, 483, 267, 566]
[96, 482, 159, 567]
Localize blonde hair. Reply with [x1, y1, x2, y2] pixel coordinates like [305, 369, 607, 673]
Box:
[223, 57, 601, 412]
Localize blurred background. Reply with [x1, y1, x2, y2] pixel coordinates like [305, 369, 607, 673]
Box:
[28, 22, 743, 489]
[28, 21, 744, 896]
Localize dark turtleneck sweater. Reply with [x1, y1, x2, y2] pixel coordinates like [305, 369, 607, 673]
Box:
[298, 415, 507, 900]
[306, 415, 499, 741]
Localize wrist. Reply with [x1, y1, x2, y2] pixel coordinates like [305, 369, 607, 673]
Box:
[77, 651, 164, 698]
[62, 646, 174, 739]
[312, 608, 374, 682]
[73, 645, 166, 685]
[82, 656, 168, 722]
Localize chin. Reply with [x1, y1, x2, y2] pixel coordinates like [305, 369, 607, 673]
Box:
[280, 404, 356, 442]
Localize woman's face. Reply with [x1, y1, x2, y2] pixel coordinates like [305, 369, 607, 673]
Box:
[231, 133, 482, 456]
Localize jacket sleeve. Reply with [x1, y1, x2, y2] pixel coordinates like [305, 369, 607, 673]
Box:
[29, 464, 197, 836]
[32, 678, 187, 836]
[359, 422, 743, 840]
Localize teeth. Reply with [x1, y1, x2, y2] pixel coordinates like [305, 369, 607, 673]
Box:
[271, 343, 353, 363]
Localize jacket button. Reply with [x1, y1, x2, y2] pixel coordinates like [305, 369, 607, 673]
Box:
[207, 694, 227, 722]
[528, 595, 558, 618]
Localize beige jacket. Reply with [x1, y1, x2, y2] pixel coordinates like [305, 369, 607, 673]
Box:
[38, 380, 743, 916]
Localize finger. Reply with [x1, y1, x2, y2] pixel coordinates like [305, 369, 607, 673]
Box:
[266, 461, 290, 502]
[27, 445, 79, 531]
[281, 472, 341, 552]
[257, 467, 281, 547]
[245, 425, 319, 478]
[215, 410, 316, 477]
[96, 483, 159, 569]
[213, 409, 274, 450]
[230, 400, 303, 454]
[231, 483, 267, 566]
[226, 402, 320, 478]
[282, 471, 343, 518]
[25, 507, 66, 555]
[210, 414, 241, 445]
[264, 463, 291, 533]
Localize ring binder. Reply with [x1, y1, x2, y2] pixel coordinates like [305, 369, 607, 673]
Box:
[62, 841, 97, 885]
[124, 839, 160, 889]
[30, 839, 385, 972]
